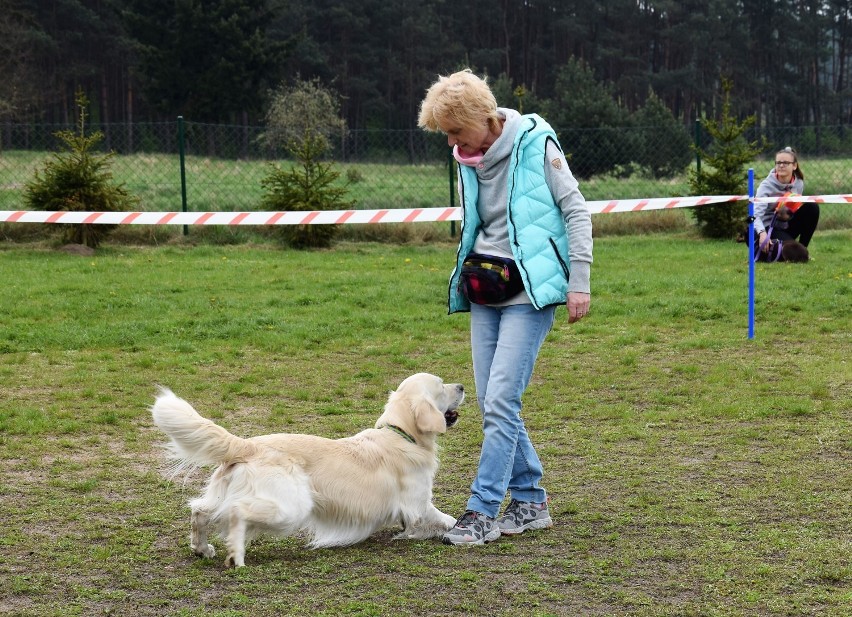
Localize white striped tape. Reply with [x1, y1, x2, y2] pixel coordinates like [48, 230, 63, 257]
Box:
[1, 194, 849, 225]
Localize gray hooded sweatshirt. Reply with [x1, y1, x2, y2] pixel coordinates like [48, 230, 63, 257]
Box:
[754, 169, 804, 234]
[468, 108, 592, 300]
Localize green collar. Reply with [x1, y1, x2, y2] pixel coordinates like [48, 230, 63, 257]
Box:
[382, 424, 416, 444]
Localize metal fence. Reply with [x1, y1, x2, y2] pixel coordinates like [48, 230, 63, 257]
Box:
[1, 120, 850, 214]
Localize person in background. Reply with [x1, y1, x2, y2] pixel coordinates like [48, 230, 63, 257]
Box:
[417, 69, 593, 546]
[754, 146, 819, 253]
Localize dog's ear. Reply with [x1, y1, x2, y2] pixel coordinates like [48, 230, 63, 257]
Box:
[413, 399, 446, 435]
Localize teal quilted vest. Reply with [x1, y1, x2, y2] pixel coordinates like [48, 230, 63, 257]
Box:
[448, 114, 571, 313]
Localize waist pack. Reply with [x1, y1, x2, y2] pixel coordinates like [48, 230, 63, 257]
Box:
[459, 253, 525, 304]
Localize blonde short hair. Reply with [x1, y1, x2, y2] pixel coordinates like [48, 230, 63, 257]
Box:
[418, 69, 500, 133]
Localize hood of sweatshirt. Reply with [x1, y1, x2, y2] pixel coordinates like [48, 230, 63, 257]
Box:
[475, 108, 523, 180]
[759, 169, 803, 195]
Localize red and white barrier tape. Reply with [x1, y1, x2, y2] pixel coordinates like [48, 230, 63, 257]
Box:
[751, 194, 852, 204]
[1, 194, 849, 225]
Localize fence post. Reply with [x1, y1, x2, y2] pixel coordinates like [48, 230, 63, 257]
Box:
[448, 147, 456, 237]
[694, 118, 702, 176]
[178, 116, 189, 236]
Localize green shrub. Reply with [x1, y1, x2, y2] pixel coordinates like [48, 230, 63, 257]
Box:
[259, 77, 346, 154]
[24, 91, 137, 247]
[543, 59, 633, 179]
[689, 81, 766, 239]
[798, 126, 846, 155]
[632, 90, 692, 179]
[259, 78, 353, 249]
[260, 133, 355, 249]
[346, 167, 364, 184]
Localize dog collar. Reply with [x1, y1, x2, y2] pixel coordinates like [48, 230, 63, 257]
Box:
[382, 424, 416, 444]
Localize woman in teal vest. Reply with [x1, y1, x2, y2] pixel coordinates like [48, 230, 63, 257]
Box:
[418, 69, 593, 546]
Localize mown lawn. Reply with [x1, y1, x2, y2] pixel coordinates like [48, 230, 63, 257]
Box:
[0, 229, 850, 616]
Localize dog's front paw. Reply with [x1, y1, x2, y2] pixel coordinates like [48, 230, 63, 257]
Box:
[392, 530, 417, 541]
[192, 543, 216, 559]
[439, 511, 456, 530]
[394, 526, 445, 541]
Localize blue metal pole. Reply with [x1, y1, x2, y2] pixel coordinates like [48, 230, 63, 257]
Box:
[748, 168, 755, 339]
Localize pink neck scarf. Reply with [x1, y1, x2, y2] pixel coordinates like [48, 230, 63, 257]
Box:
[453, 145, 485, 167]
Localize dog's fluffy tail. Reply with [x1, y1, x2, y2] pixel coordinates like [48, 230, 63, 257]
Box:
[151, 388, 256, 469]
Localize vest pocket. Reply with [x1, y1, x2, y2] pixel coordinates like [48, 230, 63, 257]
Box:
[548, 238, 570, 281]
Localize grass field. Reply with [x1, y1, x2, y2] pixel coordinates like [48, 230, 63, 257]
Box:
[0, 229, 850, 616]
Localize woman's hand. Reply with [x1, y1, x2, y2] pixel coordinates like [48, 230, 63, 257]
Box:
[567, 291, 590, 323]
[758, 231, 769, 253]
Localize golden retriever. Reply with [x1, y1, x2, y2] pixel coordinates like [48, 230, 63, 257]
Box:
[151, 373, 464, 567]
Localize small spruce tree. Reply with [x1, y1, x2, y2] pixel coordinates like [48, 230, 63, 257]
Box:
[260, 133, 354, 249]
[689, 80, 766, 239]
[260, 79, 353, 248]
[24, 90, 137, 248]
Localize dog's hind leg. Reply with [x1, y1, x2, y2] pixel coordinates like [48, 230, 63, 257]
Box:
[224, 497, 306, 567]
[189, 501, 216, 559]
[224, 506, 248, 568]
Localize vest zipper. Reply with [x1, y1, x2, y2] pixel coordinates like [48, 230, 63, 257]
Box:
[509, 118, 536, 306]
[449, 162, 465, 313]
[549, 237, 570, 281]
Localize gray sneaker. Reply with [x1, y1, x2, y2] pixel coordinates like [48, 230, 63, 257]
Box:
[442, 510, 501, 546]
[496, 499, 553, 535]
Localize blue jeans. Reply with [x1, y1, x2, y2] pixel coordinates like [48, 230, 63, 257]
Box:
[466, 302, 556, 518]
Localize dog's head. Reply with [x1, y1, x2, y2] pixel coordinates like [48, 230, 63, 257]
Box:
[376, 373, 465, 439]
[775, 205, 793, 222]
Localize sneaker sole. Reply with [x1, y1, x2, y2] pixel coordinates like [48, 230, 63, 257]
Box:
[442, 528, 502, 546]
[498, 516, 553, 536]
